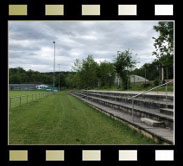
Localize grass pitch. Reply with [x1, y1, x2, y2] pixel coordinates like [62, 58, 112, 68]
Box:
[9, 91, 157, 145]
[9, 90, 50, 108]
[9, 90, 43, 97]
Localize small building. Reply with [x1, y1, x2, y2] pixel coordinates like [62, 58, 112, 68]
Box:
[9, 83, 51, 90]
[130, 75, 149, 83]
[36, 84, 49, 90]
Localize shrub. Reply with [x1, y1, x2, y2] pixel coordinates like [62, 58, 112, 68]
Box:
[143, 83, 151, 88]
[154, 79, 160, 86]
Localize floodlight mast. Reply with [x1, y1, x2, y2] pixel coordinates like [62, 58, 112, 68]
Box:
[53, 41, 56, 87]
[117, 51, 121, 89]
[58, 64, 61, 91]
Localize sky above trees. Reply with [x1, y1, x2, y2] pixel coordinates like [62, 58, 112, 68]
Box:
[9, 21, 160, 72]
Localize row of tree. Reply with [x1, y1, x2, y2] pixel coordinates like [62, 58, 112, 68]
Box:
[9, 22, 174, 90]
[131, 58, 173, 81]
[131, 22, 174, 82]
[9, 67, 69, 88]
[9, 50, 135, 90]
[63, 49, 137, 89]
[66, 56, 116, 89]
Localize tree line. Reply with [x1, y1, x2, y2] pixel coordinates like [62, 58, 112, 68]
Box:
[131, 22, 174, 84]
[9, 67, 69, 88]
[9, 52, 134, 90]
[9, 22, 173, 90]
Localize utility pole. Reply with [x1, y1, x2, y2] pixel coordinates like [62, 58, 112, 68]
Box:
[53, 41, 56, 87]
[117, 51, 121, 89]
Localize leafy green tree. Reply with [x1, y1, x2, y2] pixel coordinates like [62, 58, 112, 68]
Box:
[153, 22, 174, 80]
[65, 73, 76, 88]
[55, 73, 66, 89]
[71, 59, 82, 88]
[9, 74, 22, 84]
[71, 55, 99, 88]
[114, 50, 136, 89]
[131, 59, 160, 81]
[9, 67, 26, 83]
[79, 55, 99, 88]
[98, 61, 115, 88]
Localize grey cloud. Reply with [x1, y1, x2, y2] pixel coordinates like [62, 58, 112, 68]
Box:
[9, 21, 162, 72]
[9, 22, 55, 41]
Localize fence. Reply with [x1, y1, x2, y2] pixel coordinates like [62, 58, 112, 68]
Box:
[9, 92, 54, 111]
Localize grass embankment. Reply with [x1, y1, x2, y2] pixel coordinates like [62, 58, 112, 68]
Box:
[94, 82, 173, 92]
[126, 82, 173, 92]
[9, 91, 156, 145]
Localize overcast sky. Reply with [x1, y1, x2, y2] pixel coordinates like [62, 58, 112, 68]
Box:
[9, 21, 160, 72]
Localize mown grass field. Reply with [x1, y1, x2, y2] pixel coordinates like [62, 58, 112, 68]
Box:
[9, 90, 50, 108]
[9, 90, 43, 97]
[9, 91, 157, 145]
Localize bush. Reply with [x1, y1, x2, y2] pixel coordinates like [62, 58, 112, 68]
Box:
[143, 83, 151, 88]
[154, 79, 160, 86]
[162, 80, 166, 84]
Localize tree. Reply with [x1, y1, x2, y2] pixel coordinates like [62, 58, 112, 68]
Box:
[71, 59, 82, 88]
[55, 73, 66, 89]
[114, 50, 136, 89]
[97, 61, 115, 87]
[9, 73, 22, 84]
[152, 22, 174, 81]
[80, 55, 99, 88]
[131, 59, 160, 81]
[65, 73, 76, 88]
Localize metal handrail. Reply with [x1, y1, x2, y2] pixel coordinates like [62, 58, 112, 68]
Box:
[128, 80, 173, 100]
[127, 80, 173, 122]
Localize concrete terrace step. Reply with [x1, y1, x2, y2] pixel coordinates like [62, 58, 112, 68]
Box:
[82, 91, 173, 109]
[141, 118, 165, 128]
[76, 92, 173, 129]
[85, 90, 174, 102]
[160, 108, 174, 116]
[70, 92, 173, 144]
[78, 92, 173, 120]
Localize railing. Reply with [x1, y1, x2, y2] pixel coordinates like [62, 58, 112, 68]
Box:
[128, 80, 173, 122]
[9, 92, 54, 111]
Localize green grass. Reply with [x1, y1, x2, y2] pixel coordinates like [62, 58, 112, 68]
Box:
[9, 91, 157, 145]
[94, 82, 173, 92]
[9, 90, 43, 97]
[9, 90, 50, 108]
[126, 82, 173, 92]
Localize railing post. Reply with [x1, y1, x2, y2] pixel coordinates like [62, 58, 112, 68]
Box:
[132, 99, 134, 122]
